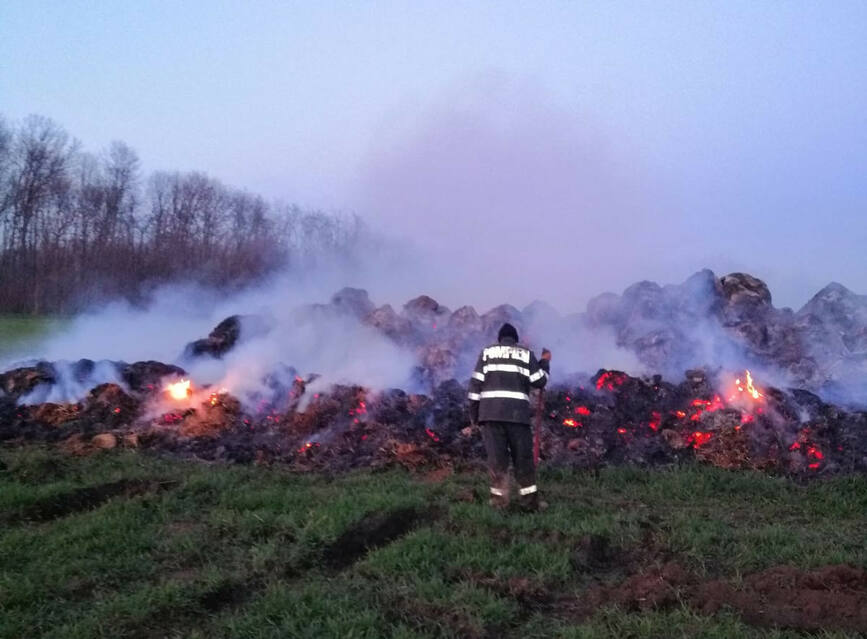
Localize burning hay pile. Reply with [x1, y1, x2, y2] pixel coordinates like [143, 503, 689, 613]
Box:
[1, 270, 866, 476]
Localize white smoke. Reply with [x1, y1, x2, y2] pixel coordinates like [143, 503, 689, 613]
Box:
[18, 360, 126, 405]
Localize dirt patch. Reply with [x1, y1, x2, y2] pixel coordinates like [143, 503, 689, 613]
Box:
[198, 580, 254, 612]
[322, 507, 424, 569]
[583, 561, 693, 613]
[692, 564, 867, 633]
[2, 478, 177, 524]
[570, 534, 621, 573]
[555, 562, 867, 633]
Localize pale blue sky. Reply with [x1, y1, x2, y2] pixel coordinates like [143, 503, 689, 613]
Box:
[1, 1, 865, 309]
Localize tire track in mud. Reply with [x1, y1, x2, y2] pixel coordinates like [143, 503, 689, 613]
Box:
[1, 478, 178, 525]
[321, 506, 432, 570]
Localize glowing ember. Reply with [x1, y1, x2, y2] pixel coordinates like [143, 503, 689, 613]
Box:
[349, 401, 368, 417]
[165, 379, 191, 400]
[688, 431, 713, 448]
[208, 388, 228, 407]
[297, 441, 320, 454]
[562, 418, 581, 428]
[596, 371, 626, 391]
[648, 411, 661, 431]
[691, 395, 725, 412]
[685, 395, 727, 422]
[425, 427, 441, 442]
[806, 445, 824, 460]
[575, 405, 591, 416]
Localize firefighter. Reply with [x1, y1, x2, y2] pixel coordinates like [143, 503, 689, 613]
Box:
[468, 322, 550, 512]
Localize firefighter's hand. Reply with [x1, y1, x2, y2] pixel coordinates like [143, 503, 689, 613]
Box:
[538, 349, 552, 373]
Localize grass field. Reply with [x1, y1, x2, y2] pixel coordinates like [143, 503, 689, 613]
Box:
[0, 447, 865, 639]
[0, 315, 65, 358]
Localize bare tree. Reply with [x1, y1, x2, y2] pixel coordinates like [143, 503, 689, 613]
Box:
[0, 113, 366, 313]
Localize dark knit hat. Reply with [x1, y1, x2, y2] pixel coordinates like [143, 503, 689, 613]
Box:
[497, 322, 519, 343]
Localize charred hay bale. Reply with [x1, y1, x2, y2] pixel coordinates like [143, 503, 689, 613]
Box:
[795, 283, 867, 389]
[0, 394, 17, 431]
[331, 287, 375, 318]
[183, 315, 242, 359]
[30, 402, 82, 428]
[585, 271, 725, 375]
[595, 370, 663, 419]
[0, 362, 56, 398]
[287, 385, 364, 439]
[372, 389, 412, 425]
[720, 272, 772, 308]
[380, 438, 444, 470]
[364, 305, 415, 344]
[175, 393, 244, 439]
[621, 280, 666, 321]
[417, 344, 459, 387]
[426, 379, 471, 442]
[92, 433, 118, 449]
[683, 368, 715, 397]
[543, 385, 598, 423]
[0, 400, 73, 442]
[448, 305, 482, 336]
[557, 431, 610, 469]
[480, 304, 523, 336]
[628, 328, 680, 372]
[586, 292, 623, 326]
[121, 361, 186, 394]
[84, 383, 139, 427]
[718, 274, 814, 382]
[691, 410, 751, 469]
[403, 295, 450, 332]
[251, 364, 303, 412]
[797, 282, 867, 348]
[787, 388, 827, 417]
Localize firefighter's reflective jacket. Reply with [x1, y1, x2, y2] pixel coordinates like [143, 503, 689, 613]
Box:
[467, 337, 549, 425]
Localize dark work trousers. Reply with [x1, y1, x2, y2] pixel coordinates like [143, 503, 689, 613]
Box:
[481, 421, 538, 506]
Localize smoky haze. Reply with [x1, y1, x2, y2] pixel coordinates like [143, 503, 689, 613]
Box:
[353, 78, 675, 312]
[351, 74, 866, 312]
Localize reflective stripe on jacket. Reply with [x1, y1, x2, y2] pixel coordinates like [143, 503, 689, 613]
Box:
[468, 337, 548, 424]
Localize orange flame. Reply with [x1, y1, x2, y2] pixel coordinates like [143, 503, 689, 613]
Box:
[733, 370, 763, 400]
[166, 379, 191, 400]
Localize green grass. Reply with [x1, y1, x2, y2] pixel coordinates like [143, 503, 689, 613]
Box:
[0, 314, 66, 358]
[0, 447, 865, 638]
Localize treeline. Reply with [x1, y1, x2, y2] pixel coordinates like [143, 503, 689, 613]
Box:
[0, 114, 363, 314]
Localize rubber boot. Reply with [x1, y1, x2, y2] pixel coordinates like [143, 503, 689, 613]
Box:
[518, 492, 548, 513]
[488, 478, 510, 510]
